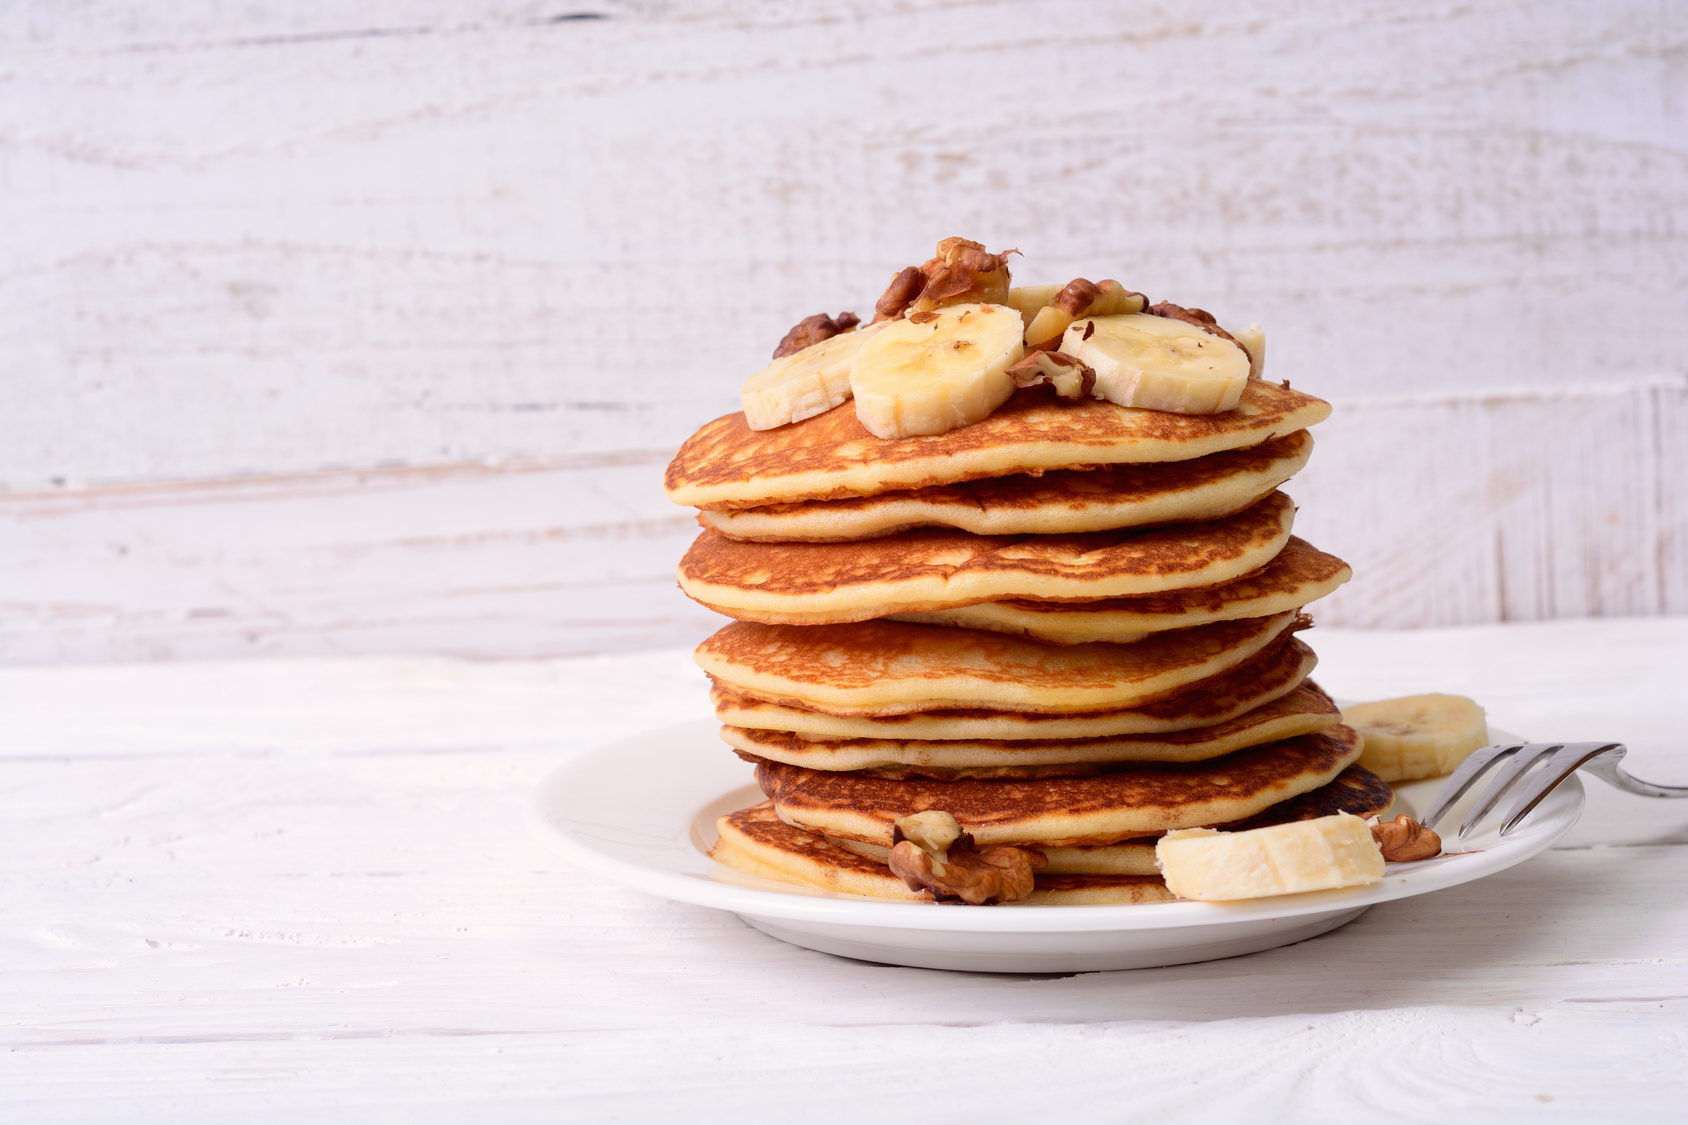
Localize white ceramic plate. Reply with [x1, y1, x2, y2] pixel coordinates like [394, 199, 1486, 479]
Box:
[530, 717, 1581, 972]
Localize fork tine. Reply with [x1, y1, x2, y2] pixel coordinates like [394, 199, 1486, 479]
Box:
[1496, 743, 1622, 836]
[1420, 743, 1523, 829]
[1459, 743, 1565, 838]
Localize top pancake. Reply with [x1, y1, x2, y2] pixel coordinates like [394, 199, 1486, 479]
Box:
[699, 431, 1311, 542]
[666, 380, 1332, 510]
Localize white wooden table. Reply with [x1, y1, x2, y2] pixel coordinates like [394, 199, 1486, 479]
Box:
[6, 618, 1687, 1122]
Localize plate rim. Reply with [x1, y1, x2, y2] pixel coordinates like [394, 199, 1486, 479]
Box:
[529, 716, 1585, 934]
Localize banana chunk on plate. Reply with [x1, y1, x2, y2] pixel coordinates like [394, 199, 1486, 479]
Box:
[850, 303, 1025, 439]
[1062, 312, 1252, 415]
[1343, 693, 1489, 783]
[1156, 812, 1385, 901]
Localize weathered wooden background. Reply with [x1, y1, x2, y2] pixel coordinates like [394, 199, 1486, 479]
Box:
[3, 1, 1684, 663]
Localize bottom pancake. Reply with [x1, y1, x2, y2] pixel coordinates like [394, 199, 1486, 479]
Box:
[825, 764, 1395, 876]
[713, 802, 1173, 904]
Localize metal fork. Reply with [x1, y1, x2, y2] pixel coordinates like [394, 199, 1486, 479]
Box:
[1420, 741, 1688, 842]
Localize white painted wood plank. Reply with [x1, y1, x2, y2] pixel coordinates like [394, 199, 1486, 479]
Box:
[5, 381, 1681, 662]
[1295, 379, 1688, 628]
[3, 620, 1687, 1120]
[0, 449, 721, 662]
[4, 0, 1683, 485]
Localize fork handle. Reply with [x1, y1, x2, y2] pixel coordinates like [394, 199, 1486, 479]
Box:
[1583, 752, 1688, 798]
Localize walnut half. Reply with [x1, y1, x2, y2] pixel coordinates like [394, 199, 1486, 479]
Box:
[887, 814, 1047, 905]
[872, 237, 1017, 322]
[1370, 814, 1442, 862]
[772, 311, 861, 360]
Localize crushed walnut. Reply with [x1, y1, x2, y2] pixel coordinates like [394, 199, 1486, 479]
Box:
[1146, 300, 1239, 345]
[872, 237, 1017, 322]
[1370, 814, 1442, 862]
[1006, 350, 1095, 400]
[1024, 279, 1148, 352]
[771, 311, 860, 360]
[886, 810, 1046, 905]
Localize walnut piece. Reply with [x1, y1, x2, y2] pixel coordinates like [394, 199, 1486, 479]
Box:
[1054, 278, 1101, 317]
[887, 815, 1047, 905]
[872, 237, 1017, 322]
[1006, 350, 1095, 400]
[874, 267, 925, 322]
[1147, 300, 1239, 344]
[1370, 814, 1442, 862]
[771, 311, 861, 360]
[895, 810, 962, 855]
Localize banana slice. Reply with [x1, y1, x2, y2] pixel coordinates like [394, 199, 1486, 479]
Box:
[1156, 813, 1385, 901]
[1235, 322, 1266, 379]
[1062, 312, 1251, 414]
[1005, 284, 1062, 328]
[1342, 693, 1489, 782]
[850, 303, 1025, 439]
[740, 321, 887, 430]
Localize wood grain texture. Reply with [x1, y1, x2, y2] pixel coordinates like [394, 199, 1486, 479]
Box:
[1294, 378, 1688, 627]
[5, 380, 1681, 662]
[3, 1, 1684, 660]
[4, 0, 1684, 484]
[4, 620, 1687, 1120]
[0, 449, 720, 662]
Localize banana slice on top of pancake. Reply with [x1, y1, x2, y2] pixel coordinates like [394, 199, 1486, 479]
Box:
[1062, 311, 1252, 415]
[740, 319, 888, 431]
[849, 303, 1025, 439]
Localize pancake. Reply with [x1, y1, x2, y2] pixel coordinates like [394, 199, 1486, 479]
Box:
[827, 764, 1394, 875]
[711, 635, 1320, 739]
[890, 535, 1349, 644]
[699, 431, 1311, 542]
[696, 611, 1299, 717]
[666, 379, 1331, 510]
[755, 725, 1364, 847]
[721, 680, 1341, 777]
[679, 491, 1296, 624]
[713, 802, 1174, 904]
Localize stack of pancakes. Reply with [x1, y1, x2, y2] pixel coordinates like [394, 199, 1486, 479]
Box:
[665, 379, 1385, 904]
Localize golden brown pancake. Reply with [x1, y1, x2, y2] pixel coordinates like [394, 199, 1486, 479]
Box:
[696, 611, 1298, 717]
[1222, 762, 1395, 832]
[666, 379, 1331, 510]
[721, 680, 1341, 777]
[711, 636, 1320, 739]
[700, 431, 1311, 542]
[1005, 765, 1395, 875]
[891, 536, 1349, 644]
[712, 802, 1174, 904]
[826, 764, 1393, 876]
[755, 725, 1363, 847]
[679, 492, 1295, 624]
